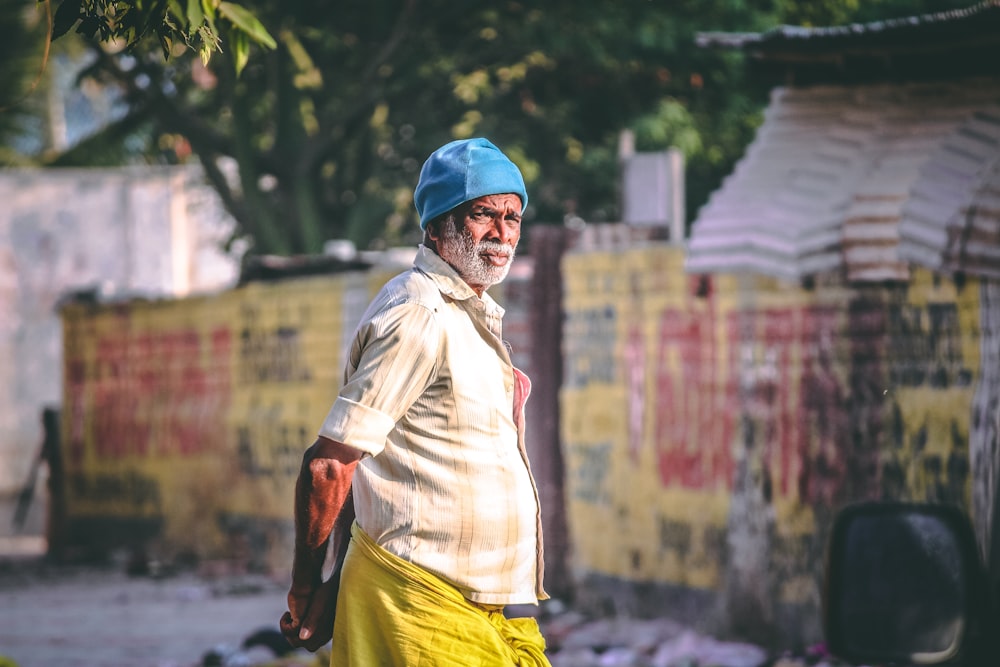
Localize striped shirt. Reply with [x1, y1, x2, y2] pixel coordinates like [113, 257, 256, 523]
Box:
[319, 246, 547, 605]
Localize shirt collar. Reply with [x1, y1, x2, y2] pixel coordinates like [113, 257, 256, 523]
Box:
[413, 245, 505, 316]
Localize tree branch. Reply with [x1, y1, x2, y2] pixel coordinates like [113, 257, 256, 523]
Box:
[87, 46, 284, 176]
[300, 0, 419, 171]
[195, 150, 254, 245]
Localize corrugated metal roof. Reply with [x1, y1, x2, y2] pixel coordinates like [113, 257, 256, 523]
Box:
[696, 1, 1000, 57]
[900, 109, 1000, 278]
[697, 2, 1000, 85]
[684, 87, 851, 281]
[686, 79, 1000, 282]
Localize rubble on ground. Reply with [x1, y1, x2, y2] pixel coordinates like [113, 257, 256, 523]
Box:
[208, 600, 850, 667]
[534, 603, 846, 667]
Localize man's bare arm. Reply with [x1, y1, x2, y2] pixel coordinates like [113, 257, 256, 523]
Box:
[284, 436, 362, 645]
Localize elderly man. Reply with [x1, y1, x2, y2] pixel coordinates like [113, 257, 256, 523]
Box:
[280, 138, 550, 666]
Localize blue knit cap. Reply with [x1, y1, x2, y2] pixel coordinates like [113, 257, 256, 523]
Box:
[414, 138, 528, 230]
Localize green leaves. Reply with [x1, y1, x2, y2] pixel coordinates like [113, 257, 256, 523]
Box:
[217, 1, 274, 74]
[50, 0, 82, 39]
[185, 0, 202, 30]
[226, 25, 249, 75]
[218, 2, 274, 49]
[46, 0, 275, 73]
[42, 0, 975, 256]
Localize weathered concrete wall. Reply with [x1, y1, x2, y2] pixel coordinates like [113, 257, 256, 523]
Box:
[58, 269, 394, 569]
[54, 258, 541, 573]
[972, 279, 1000, 570]
[50, 228, 992, 644]
[560, 242, 981, 647]
[0, 167, 239, 512]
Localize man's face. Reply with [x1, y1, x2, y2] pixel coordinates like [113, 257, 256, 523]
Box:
[431, 193, 522, 295]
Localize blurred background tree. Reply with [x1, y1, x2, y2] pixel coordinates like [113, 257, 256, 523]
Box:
[1, 1, 49, 165]
[4, 0, 975, 256]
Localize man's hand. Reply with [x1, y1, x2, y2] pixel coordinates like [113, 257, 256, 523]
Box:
[280, 575, 340, 651]
[282, 468, 355, 653]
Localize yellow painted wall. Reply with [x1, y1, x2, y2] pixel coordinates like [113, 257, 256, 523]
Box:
[60, 270, 397, 566]
[561, 246, 738, 588]
[880, 271, 981, 506]
[561, 244, 981, 607]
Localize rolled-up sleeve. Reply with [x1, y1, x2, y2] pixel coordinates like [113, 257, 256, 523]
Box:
[319, 397, 396, 455]
[319, 302, 440, 456]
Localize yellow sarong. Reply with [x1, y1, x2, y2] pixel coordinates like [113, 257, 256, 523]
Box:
[331, 523, 551, 666]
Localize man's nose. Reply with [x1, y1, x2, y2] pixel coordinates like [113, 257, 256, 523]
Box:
[491, 217, 516, 245]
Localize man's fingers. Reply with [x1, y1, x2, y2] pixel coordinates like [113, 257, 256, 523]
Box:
[279, 611, 304, 648]
[301, 602, 323, 640]
[282, 579, 338, 652]
[298, 587, 335, 650]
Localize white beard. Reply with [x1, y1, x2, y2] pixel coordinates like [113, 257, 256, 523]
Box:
[439, 218, 516, 289]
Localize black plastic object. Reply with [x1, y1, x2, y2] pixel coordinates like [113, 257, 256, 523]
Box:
[823, 501, 984, 665]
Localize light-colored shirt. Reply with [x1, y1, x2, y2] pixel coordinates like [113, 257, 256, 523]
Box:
[319, 246, 546, 605]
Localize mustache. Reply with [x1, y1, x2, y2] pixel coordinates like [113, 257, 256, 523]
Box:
[476, 239, 515, 255]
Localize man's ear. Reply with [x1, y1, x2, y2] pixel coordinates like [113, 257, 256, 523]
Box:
[425, 213, 451, 243]
[425, 220, 440, 243]
[422, 220, 440, 253]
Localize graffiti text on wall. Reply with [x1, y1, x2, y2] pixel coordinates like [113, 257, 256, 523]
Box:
[887, 302, 972, 388]
[568, 442, 612, 504]
[236, 401, 311, 482]
[90, 326, 233, 459]
[652, 307, 736, 491]
[239, 305, 312, 384]
[564, 307, 617, 387]
[642, 303, 851, 504]
[739, 307, 851, 506]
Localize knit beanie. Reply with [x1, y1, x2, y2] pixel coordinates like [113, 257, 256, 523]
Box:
[414, 138, 528, 229]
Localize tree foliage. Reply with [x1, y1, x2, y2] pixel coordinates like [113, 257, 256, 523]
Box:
[0, 1, 50, 164]
[36, 0, 977, 256]
[47, 0, 276, 74]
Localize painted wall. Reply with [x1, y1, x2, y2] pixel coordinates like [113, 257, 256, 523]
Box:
[971, 280, 1000, 559]
[560, 243, 982, 645]
[59, 271, 388, 569]
[55, 259, 537, 572]
[49, 231, 990, 645]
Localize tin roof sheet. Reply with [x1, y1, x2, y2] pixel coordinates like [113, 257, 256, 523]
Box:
[697, 2, 1000, 85]
[900, 109, 1000, 279]
[686, 79, 1000, 281]
[696, 1, 1000, 58]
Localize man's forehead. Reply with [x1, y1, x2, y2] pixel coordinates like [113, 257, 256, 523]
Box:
[466, 193, 522, 209]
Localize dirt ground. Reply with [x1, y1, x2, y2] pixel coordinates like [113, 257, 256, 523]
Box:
[0, 536, 307, 667]
[0, 495, 784, 667]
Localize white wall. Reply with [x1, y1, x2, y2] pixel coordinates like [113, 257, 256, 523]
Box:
[0, 165, 241, 499]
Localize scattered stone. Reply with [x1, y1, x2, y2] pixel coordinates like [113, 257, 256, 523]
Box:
[534, 610, 777, 667]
